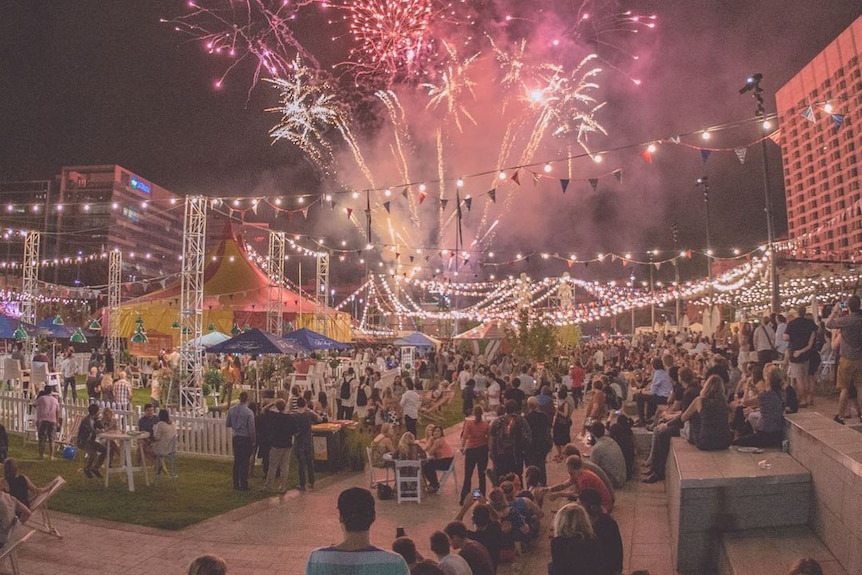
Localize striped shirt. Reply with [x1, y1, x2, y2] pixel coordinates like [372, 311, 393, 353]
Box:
[306, 546, 409, 575]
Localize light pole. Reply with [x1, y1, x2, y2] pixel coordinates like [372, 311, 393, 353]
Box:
[696, 177, 713, 305]
[672, 223, 681, 329]
[741, 73, 780, 313]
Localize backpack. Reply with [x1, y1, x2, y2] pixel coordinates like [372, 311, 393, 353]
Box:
[356, 383, 368, 407]
[340, 376, 353, 400]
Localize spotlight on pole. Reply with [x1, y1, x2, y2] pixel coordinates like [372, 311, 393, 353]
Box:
[739, 72, 762, 94]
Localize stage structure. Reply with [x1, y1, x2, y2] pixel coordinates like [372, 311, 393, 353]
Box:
[267, 231, 286, 336]
[178, 195, 207, 410]
[108, 250, 122, 354]
[21, 231, 39, 327]
[315, 250, 330, 337]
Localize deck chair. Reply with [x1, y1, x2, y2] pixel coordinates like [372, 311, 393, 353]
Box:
[57, 414, 85, 453]
[366, 447, 393, 488]
[395, 460, 422, 504]
[420, 390, 455, 422]
[0, 521, 36, 575]
[26, 476, 66, 538]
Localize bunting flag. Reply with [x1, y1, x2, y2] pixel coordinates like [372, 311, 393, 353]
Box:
[801, 106, 816, 122]
[330, 200, 336, 209]
[832, 114, 846, 132]
[560, 179, 570, 194]
[395, 252, 400, 259]
[768, 129, 782, 145]
[684, 250, 692, 259]
[409, 255, 414, 263]
[383, 201, 391, 214]
[464, 197, 472, 211]
[612, 169, 623, 183]
[532, 173, 540, 185]
[734, 147, 747, 164]
[419, 191, 427, 204]
[346, 207, 353, 219]
[588, 178, 599, 192]
[700, 149, 712, 164]
[511, 170, 521, 185]
[401, 188, 409, 199]
[440, 199, 448, 210]
[251, 202, 259, 215]
[567, 259, 574, 268]
[301, 207, 309, 219]
[365, 191, 372, 243]
[654, 262, 661, 270]
[488, 189, 496, 203]
[640, 149, 653, 164]
[670, 135, 681, 144]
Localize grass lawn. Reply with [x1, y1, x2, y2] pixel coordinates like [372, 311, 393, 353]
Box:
[6, 435, 331, 530]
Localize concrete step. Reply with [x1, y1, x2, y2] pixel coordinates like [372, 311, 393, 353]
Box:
[719, 526, 847, 575]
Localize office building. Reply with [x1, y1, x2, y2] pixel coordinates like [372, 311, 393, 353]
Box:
[776, 16, 862, 261]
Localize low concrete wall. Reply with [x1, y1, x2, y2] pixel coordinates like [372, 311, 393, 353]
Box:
[786, 412, 862, 573]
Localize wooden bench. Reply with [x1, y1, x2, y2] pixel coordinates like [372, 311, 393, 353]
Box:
[667, 437, 811, 573]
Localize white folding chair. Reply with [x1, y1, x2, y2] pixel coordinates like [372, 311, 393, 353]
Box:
[395, 460, 422, 504]
[366, 447, 393, 488]
[437, 457, 458, 493]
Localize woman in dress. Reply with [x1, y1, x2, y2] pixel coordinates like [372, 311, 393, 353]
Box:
[682, 375, 732, 451]
[459, 405, 489, 505]
[548, 502, 605, 575]
[370, 422, 396, 468]
[552, 387, 574, 462]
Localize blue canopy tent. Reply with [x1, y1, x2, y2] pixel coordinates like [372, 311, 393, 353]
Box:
[283, 328, 348, 351]
[0, 314, 39, 339]
[392, 332, 440, 351]
[207, 328, 305, 356]
[36, 317, 76, 339]
[191, 331, 231, 348]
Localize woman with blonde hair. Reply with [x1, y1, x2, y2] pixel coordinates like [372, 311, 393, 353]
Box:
[370, 422, 396, 467]
[549, 502, 604, 575]
[395, 431, 425, 460]
[682, 375, 732, 451]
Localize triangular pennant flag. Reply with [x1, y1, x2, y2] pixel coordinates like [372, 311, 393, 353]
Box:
[488, 189, 496, 203]
[346, 207, 354, 219]
[383, 201, 391, 214]
[409, 255, 414, 263]
[831, 114, 845, 131]
[424, 255, 430, 262]
[330, 200, 336, 209]
[670, 135, 681, 144]
[419, 191, 427, 204]
[700, 149, 711, 164]
[531, 172, 540, 184]
[511, 171, 521, 185]
[685, 250, 692, 259]
[612, 169, 622, 183]
[734, 147, 747, 164]
[252, 201, 259, 215]
[464, 197, 472, 211]
[560, 179, 570, 194]
[768, 128, 782, 145]
[588, 178, 598, 191]
[654, 262, 661, 270]
[301, 207, 309, 219]
[395, 252, 400, 259]
[567, 259, 574, 268]
[801, 106, 815, 122]
[640, 149, 653, 164]
[440, 199, 448, 210]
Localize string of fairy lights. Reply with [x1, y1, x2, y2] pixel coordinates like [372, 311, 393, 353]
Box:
[0, 98, 854, 325]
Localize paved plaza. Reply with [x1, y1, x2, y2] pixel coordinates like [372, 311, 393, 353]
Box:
[13, 396, 844, 575]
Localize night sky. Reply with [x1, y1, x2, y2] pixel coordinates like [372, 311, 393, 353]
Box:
[1, 1, 860, 284]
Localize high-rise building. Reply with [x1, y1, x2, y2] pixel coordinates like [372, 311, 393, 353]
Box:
[776, 16, 862, 261]
[0, 165, 184, 287]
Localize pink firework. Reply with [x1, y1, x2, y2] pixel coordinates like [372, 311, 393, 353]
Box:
[168, 0, 320, 91]
[335, 0, 445, 83]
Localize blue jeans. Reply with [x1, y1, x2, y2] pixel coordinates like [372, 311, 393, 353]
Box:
[295, 443, 314, 488]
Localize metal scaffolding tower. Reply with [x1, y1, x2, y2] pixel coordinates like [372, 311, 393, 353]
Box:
[178, 196, 207, 411]
[267, 232, 286, 336]
[315, 250, 330, 336]
[107, 250, 122, 354]
[21, 231, 39, 327]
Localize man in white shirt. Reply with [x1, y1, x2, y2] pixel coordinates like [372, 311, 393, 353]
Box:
[486, 377, 501, 410]
[400, 378, 421, 436]
[430, 531, 473, 575]
[60, 351, 78, 401]
[459, 366, 473, 391]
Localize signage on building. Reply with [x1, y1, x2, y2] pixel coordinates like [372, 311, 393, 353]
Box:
[130, 177, 151, 194]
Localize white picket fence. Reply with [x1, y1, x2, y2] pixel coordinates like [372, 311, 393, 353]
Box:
[0, 392, 234, 459]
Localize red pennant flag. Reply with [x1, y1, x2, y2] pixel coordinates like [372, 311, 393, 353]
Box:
[488, 189, 496, 203]
[346, 207, 354, 219]
[511, 171, 521, 185]
[685, 250, 692, 259]
[419, 191, 427, 204]
[395, 252, 400, 259]
[640, 150, 653, 164]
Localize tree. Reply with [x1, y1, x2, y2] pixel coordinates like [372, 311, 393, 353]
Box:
[505, 309, 559, 363]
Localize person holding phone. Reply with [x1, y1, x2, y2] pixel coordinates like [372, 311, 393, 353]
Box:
[826, 295, 862, 424]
